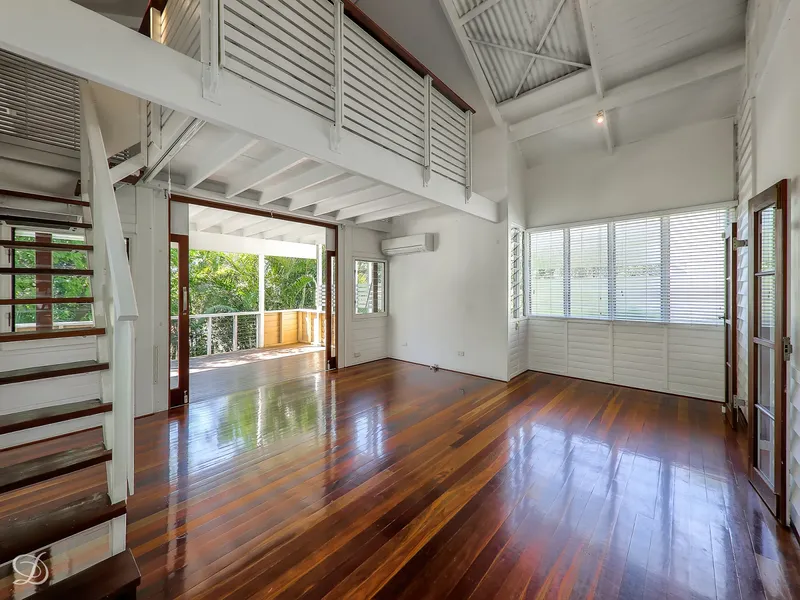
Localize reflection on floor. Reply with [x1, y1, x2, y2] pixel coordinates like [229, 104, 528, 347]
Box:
[2, 361, 800, 599]
[170, 344, 325, 403]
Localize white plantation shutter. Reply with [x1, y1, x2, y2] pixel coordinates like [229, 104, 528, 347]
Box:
[528, 205, 732, 323]
[613, 217, 663, 321]
[568, 224, 609, 318]
[528, 229, 565, 316]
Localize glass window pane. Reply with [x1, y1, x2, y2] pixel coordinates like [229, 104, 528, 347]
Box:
[756, 410, 775, 486]
[758, 274, 775, 341]
[529, 230, 564, 316]
[759, 207, 775, 272]
[613, 217, 662, 321]
[757, 344, 775, 414]
[569, 224, 608, 318]
[355, 260, 386, 315]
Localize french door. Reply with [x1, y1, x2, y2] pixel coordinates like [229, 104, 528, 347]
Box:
[748, 180, 789, 523]
[724, 222, 738, 430]
[170, 234, 190, 408]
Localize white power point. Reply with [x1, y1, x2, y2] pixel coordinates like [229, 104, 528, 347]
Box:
[457, 351, 465, 357]
[354, 352, 361, 358]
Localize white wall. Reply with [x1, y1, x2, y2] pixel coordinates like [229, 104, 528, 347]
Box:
[342, 225, 388, 367]
[526, 118, 736, 227]
[747, 0, 800, 528]
[388, 207, 508, 380]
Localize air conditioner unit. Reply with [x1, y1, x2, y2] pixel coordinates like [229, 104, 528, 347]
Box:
[381, 233, 434, 256]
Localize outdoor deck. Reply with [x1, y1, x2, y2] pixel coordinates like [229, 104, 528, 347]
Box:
[170, 344, 325, 403]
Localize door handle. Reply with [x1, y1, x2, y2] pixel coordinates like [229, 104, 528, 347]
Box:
[183, 287, 188, 315]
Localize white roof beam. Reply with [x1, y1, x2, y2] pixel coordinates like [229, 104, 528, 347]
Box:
[457, 0, 504, 26]
[225, 149, 306, 199]
[259, 164, 341, 205]
[512, 0, 568, 99]
[313, 185, 397, 216]
[438, 0, 503, 127]
[194, 210, 229, 232]
[335, 193, 416, 221]
[467, 38, 590, 70]
[185, 133, 259, 190]
[355, 201, 435, 224]
[288, 176, 373, 211]
[143, 118, 205, 183]
[509, 44, 745, 142]
[260, 223, 306, 240]
[578, 0, 613, 154]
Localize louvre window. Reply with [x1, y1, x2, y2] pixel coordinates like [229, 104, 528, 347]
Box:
[527, 206, 732, 324]
[509, 227, 524, 319]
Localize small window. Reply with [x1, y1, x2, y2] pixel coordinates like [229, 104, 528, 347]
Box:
[355, 259, 386, 315]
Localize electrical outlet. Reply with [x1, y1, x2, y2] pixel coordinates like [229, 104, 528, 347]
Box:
[402, 342, 408, 347]
[457, 351, 465, 357]
[354, 352, 361, 358]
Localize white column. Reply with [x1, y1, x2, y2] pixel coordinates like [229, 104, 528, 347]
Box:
[258, 253, 265, 347]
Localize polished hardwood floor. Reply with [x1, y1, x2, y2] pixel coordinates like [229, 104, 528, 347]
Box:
[3, 360, 800, 599]
[169, 344, 325, 403]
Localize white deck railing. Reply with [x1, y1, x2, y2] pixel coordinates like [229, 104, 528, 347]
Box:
[80, 81, 138, 554]
[156, 0, 472, 191]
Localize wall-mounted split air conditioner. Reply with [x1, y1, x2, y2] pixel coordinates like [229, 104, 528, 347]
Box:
[380, 233, 434, 256]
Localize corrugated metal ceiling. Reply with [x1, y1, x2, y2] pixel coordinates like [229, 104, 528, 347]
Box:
[454, 0, 589, 103]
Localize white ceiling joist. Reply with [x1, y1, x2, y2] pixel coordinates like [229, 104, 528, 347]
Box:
[143, 118, 205, 183]
[287, 175, 373, 211]
[312, 184, 397, 216]
[355, 201, 435, 224]
[508, 44, 745, 142]
[185, 133, 259, 190]
[512, 0, 569, 99]
[261, 222, 306, 240]
[467, 38, 591, 70]
[194, 208, 229, 232]
[0, 1, 499, 223]
[335, 193, 415, 221]
[241, 219, 290, 238]
[219, 213, 259, 235]
[259, 164, 341, 205]
[224, 149, 306, 199]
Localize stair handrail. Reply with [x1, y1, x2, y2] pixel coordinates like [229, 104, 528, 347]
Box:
[79, 81, 138, 505]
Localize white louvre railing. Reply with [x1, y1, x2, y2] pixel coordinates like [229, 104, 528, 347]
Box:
[212, 0, 472, 189]
[79, 81, 138, 554]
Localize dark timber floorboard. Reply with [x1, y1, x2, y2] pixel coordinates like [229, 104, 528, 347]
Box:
[1, 360, 799, 599]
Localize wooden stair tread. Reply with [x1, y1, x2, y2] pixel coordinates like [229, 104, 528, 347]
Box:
[0, 327, 105, 342]
[0, 361, 109, 385]
[0, 214, 91, 230]
[0, 399, 110, 435]
[0, 188, 89, 207]
[30, 548, 140, 600]
[0, 296, 94, 306]
[0, 239, 92, 251]
[0, 267, 93, 276]
[0, 444, 111, 494]
[0, 492, 125, 565]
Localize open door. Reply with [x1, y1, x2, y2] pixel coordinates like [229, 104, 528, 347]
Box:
[724, 222, 738, 429]
[170, 234, 189, 408]
[748, 179, 789, 523]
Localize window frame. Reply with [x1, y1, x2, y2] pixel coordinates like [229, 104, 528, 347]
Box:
[509, 225, 525, 320]
[526, 202, 735, 324]
[353, 257, 388, 319]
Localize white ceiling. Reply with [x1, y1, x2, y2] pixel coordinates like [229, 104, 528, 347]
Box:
[187, 204, 327, 245]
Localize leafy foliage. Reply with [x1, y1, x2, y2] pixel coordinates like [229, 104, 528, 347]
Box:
[170, 249, 319, 315]
[13, 234, 92, 325]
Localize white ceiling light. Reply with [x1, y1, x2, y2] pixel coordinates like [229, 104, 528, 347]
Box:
[595, 111, 605, 125]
